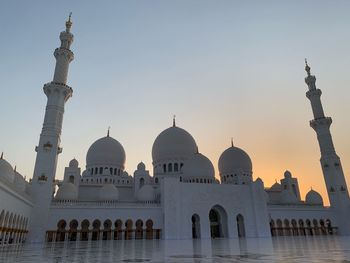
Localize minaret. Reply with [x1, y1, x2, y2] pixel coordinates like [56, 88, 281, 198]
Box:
[28, 15, 74, 242]
[305, 60, 350, 234]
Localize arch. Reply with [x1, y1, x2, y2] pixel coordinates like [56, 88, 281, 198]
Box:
[291, 219, 298, 236]
[139, 178, 145, 188]
[56, 219, 67, 242]
[270, 219, 276, 236]
[102, 219, 112, 240]
[168, 163, 173, 172]
[68, 219, 78, 241]
[209, 205, 228, 238]
[191, 214, 200, 239]
[326, 219, 333, 234]
[146, 219, 154, 239]
[236, 214, 245, 237]
[298, 219, 306, 236]
[125, 219, 133, 240]
[92, 219, 101, 240]
[276, 219, 283, 236]
[174, 163, 179, 172]
[135, 219, 144, 239]
[69, 175, 75, 184]
[306, 219, 313, 236]
[81, 219, 90, 241]
[114, 219, 123, 240]
[0, 210, 5, 228]
[320, 219, 327, 235]
[284, 219, 291, 236]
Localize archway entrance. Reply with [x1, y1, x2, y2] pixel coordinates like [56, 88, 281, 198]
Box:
[191, 214, 200, 239]
[209, 205, 228, 238]
[236, 214, 245, 237]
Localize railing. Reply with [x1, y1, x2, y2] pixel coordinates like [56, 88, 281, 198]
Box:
[51, 200, 161, 207]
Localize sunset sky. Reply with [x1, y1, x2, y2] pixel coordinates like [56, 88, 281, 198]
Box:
[1, 1, 350, 205]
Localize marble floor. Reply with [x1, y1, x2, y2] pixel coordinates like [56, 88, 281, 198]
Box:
[1, 236, 350, 262]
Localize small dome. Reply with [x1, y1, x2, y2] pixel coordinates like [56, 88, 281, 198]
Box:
[218, 145, 252, 175]
[55, 182, 78, 200]
[0, 158, 15, 183]
[152, 126, 197, 163]
[14, 171, 26, 192]
[270, 182, 282, 191]
[69, 158, 79, 168]
[137, 185, 155, 201]
[86, 136, 125, 168]
[99, 184, 119, 201]
[137, 162, 146, 171]
[305, 189, 323, 206]
[284, 170, 292, 179]
[182, 153, 215, 180]
[280, 189, 298, 204]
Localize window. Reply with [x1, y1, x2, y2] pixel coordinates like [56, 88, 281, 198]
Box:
[69, 175, 74, 184]
[99, 167, 103, 174]
[163, 164, 167, 173]
[168, 163, 173, 172]
[90, 169, 93, 175]
[95, 167, 98, 174]
[155, 178, 159, 184]
[174, 163, 179, 172]
[110, 168, 113, 175]
[114, 168, 117, 175]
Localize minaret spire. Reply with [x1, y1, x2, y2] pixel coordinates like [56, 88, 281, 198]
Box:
[28, 17, 75, 243]
[66, 12, 72, 32]
[305, 60, 350, 234]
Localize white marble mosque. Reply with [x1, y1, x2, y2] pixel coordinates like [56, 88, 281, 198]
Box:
[1, 16, 350, 246]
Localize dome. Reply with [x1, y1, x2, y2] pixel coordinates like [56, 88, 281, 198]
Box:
[69, 158, 79, 168]
[279, 189, 298, 204]
[99, 184, 119, 201]
[86, 136, 125, 168]
[284, 170, 292, 179]
[305, 189, 323, 206]
[218, 145, 252, 175]
[182, 153, 215, 180]
[55, 182, 78, 200]
[270, 182, 282, 191]
[0, 158, 15, 183]
[137, 162, 146, 171]
[152, 126, 197, 163]
[137, 185, 155, 201]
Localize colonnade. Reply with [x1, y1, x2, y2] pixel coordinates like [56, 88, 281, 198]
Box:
[270, 218, 336, 236]
[46, 218, 161, 242]
[0, 210, 28, 245]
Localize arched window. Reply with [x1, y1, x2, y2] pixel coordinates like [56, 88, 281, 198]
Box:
[99, 167, 103, 174]
[236, 214, 245, 237]
[90, 169, 93, 175]
[140, 178, 145, 188]
[114, 168, 117, 175]
[95, 167, 98, 174]
[110, 168, 113, 175]
[163, 164, 167, 173]
[69, 175, 74, 184]
[155, 178, 159, 184]
[168, 163, 173, 172]
[174, 163, 179, 172]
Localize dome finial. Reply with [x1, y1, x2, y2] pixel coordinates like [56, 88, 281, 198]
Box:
[231, 138, 234, 147]
[196, 146, 199, 154]
[305, 58, 311, 76]
[173, 115, 176, 127]
[65, 12, 73, 32]
[107, 126, 110, 137]
[14, 165, 16, 172]
[0, 152, 3, 159]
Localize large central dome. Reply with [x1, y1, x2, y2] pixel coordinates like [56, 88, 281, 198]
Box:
[86, 135, 126, 168]
[152, 125, 197, 163]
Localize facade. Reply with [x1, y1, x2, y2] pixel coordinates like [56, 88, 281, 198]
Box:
[0, 18, 349, 245]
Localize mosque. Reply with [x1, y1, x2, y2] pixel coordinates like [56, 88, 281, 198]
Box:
[1, 16, 350, 245]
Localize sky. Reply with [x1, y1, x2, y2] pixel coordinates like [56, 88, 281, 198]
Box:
[1, 0, 350, 205]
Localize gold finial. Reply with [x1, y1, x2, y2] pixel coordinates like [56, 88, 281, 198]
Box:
[14, 166, 16, 172]
[107, 126, 110, 137]
[196, 146, 199, 154]
[66, 12, 73, 32]
[231, 138, 234, 147]
[305, 58, 311, 76]
[173, 115, 176, 127]
[0, 152, 3, 159]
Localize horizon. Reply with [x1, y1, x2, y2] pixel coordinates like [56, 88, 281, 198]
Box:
[1, 1, 350, 205]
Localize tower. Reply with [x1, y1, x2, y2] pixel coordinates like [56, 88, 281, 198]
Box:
[28, 15, 74, 242]
[305, 60, 350, 234]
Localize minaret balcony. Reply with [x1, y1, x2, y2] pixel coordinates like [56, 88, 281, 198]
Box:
[310, 117, 332, 129]
[43, 82, 73, 101]
[306, 88, 322, 99]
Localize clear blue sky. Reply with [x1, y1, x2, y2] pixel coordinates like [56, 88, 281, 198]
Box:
[1, 0, 350, 204]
